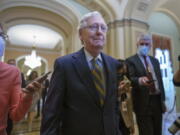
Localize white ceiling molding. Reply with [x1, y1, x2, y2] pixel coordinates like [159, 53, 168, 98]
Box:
[0, 0, 88, 52]
[75, 0, 115, 22]
[154, 0, 169, 9]
[122, 0, 180, 29]
[0, 0, 80, 28]
[116, 0, 129, 19]
[123, 0, 158, 22]
[62, 0, 90, 15]
[131, 0, 154, 21]
[1, 8, 70, 38]
[137, 1, 149, 12]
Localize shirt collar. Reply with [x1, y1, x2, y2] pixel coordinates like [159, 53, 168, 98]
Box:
[137, 53, 149, 58]
[84, 49, 102, 63]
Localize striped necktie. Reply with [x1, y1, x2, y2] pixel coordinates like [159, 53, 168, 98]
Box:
[143, 56, 156, 93]
[91, 58, 106, 106]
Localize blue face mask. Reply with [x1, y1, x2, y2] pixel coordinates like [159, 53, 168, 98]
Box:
[0, 36, 5, 57]
[137, 45, 150, 56]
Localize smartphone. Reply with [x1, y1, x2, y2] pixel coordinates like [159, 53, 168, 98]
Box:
[36, 71, 51, 83]
[147, 80, 156, 83]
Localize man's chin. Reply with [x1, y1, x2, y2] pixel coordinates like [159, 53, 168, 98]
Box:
[95, 44, 104, 49]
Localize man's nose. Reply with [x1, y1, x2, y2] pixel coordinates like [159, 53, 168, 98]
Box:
[96, 26, 104, 33]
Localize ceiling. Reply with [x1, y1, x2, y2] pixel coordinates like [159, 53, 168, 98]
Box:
[0, 0, 180, 51]
[7, 24, 62, 49]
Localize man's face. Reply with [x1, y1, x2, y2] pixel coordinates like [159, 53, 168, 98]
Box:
[136, 38, 151, 56]
[79, 15, 107, 57]
[137, 39, 151, 48]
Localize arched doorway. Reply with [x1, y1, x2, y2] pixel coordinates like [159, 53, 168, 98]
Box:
[16, 55, 48, 80]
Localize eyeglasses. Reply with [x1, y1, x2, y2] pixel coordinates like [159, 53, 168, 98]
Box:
[139, 43, 150, 46]
[85, 24, 108, 32]
[0, 32, 8, 40]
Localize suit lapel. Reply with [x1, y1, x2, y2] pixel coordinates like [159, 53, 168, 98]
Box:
[101, 54, 114, 104]
[72, 48, 100, 106]
[149, 57, 160, 80]
[149, 57, 158, 73]
[134, 54, 147, 74]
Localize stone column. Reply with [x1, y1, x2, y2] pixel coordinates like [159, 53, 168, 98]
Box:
[114, 21, 125, 59]
[106, 22, 115, 57]
[107, 20, 126, 59]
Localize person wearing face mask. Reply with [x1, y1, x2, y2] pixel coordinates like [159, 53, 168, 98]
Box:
[126, 33, 166, 135]
[0, 24, 45, 135]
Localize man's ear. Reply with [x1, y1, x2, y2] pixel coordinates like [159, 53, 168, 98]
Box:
[79, 29, 84, 45]
[79, 29, 82, 40]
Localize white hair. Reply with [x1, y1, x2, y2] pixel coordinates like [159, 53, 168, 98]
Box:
[137, 33, 152, 44]
[78, 11, 104, 30]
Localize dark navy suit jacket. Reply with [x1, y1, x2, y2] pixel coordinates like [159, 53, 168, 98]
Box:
[40, 48, 121, 135]
[126, 54, 165, 115]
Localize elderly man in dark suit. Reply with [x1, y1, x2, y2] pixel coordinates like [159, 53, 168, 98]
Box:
[40, 11, 122, 135]
[126, 33, 166, 135]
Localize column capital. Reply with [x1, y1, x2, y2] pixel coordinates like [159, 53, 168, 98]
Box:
[108, 18, 149, 30]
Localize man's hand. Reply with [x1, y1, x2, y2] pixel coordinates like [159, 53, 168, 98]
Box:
[139, 76, 152, 86]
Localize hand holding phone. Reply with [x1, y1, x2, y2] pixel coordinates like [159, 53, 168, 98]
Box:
[147, 79, 156, 84]
[35, 71, 51, 83]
